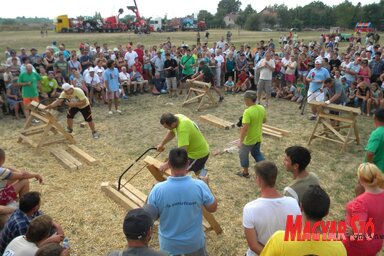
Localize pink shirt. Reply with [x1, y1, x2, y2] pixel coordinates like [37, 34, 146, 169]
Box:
[343, 191, 384, 256]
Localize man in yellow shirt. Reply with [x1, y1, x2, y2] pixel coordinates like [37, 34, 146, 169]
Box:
[260, 185, 347, 256]
[157, 113, 209, 176]
[238, 90, 266, 178]
[45, 83, 99, 139]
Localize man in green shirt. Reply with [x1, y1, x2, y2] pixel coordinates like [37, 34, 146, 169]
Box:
[237, 90, 266, 178]
[40, 71, 59, 99]
[17, 64, 42, 118]
[190, 61, 224, 102]
[365, 108, 384, 172]
[157, 113, 210, 176]
[179, 49, 195, 95]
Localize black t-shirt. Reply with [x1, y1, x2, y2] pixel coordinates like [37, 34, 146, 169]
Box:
[357, 86, 370, 97]
[164, 59, 178, 78]
[199, 65, 214, 83]
[329, 59, 341, 70]
[33, 63, 46, 74]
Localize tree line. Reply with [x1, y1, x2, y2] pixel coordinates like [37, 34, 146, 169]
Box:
[197, 0, 384, 31]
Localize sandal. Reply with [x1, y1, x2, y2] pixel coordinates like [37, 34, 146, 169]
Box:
[236, 171, 250, 178]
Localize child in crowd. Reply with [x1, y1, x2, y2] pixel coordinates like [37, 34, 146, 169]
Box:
[235, 70, 249, 93]
[346, 81, 357, 107]
[224, 76, 235, 94]
[277, 80, 295, 100]
[6, 79, 26, 119]
[354, 81, 370, 115]
[291, 78, 305, 103]
[152, 72, 167, 96]
[367, 82, 384, 116]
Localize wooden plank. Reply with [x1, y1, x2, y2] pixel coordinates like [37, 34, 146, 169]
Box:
[262, 130, 283, 139]
[30, 111, 50, 124]
[309, 101, 361, 114]
[186, 79, 211, 88]
[203, 208, 223, 235]
[318, 113, 354, 124]
[200, 114, 235, 129]
[50, 148, 77, 170]
[67, 145, 97, 165]
[321, 120, 346, 143]
[18, 134, 39, 148]
[117, 184, 145, 208]
[113, 180, 147, 207]
[60, 149, 83, 169]
[143, 156, 172, 177]
[190, 88, 207, 94]
[101, 182, 139, 210]
[262, 127, 283, 136]
[30, 101, 47, 111]
[313, 135, 345, 144]
[263, 124, 290, 136]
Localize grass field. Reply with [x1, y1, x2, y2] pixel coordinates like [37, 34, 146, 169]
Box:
[0, 30, 382, 255]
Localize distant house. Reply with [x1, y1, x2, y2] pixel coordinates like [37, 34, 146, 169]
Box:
[224, 13, 238, 28]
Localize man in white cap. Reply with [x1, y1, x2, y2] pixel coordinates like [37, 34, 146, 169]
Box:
[306, 59, 330, 120]
[45, 83, 99, 139]
[84, 67, 103, 105]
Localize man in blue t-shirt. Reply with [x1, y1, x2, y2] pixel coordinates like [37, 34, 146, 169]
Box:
[147, 148, 217, 255]
[306, 59, 330, 120]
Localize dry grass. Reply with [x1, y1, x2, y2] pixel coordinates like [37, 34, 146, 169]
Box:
[0, 93, 375, 255]
[0, 30, 382, 255]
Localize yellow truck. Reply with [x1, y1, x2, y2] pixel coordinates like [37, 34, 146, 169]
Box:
[54, 15, 70, 33]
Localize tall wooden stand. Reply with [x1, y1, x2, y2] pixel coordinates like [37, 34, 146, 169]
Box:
[182, 79, 218, 111]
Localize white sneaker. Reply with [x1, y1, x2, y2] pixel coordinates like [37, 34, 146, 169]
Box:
[32, 119, 40, 124]
[108, 111, 113, 115]
[116, 109, 122, 114]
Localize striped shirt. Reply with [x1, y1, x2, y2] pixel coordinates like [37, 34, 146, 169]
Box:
[0, 167, 12, 190]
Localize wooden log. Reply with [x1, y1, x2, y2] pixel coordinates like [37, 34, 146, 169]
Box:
[67, 145, 97, 165]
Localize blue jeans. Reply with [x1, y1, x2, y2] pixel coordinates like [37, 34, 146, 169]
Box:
[354, 97, 367, 113]
[239, 142, 265, 168]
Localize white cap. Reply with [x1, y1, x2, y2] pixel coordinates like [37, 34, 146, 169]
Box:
[62, 83, 74, 91]
[315, 59, 322, 65]
[113, 48, 119, 51]
[89, 67, 95, 72]
[97, 69, 103, 73]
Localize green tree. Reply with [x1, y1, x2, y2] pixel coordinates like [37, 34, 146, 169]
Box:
[236, 4, 255, 28]
[244, 13, 260, 31]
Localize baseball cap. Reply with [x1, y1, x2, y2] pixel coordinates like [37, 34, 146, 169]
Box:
[113, 48, 119, 52]
[123, 206, 156, 240]
[315, 59, 322, 65]
[89, 67, 95, 72]
[244, 90, 257, 100]
[62, 83, 74, 91]
[97, 69, 103, 73]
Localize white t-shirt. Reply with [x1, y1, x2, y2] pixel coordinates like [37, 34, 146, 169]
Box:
[217, 40, 226, 49]
[214, 55, 224, 68]
[124, 51, 138, 67]
[3, 236, 38, 256]
[84, 73, 100, 86]
[242, 196, 301, 256]
[258, 59, 275, 80]
[281, 57, 290, 74]
[285, 61, 297, 75]
[119, 72, 130, 81]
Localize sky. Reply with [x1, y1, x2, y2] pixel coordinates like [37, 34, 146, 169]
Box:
[0, 0, 380, 19]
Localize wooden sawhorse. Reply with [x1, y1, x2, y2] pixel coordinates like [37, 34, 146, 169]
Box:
[308, 101, 361, 152]
[102, 155, 223, 234]
[18, 101, 75, 148]
[182, 79, 218, 111]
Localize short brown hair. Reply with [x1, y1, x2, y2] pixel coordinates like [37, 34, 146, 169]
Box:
[254, 161, 278, 187]
[26, 215, 53, 243]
